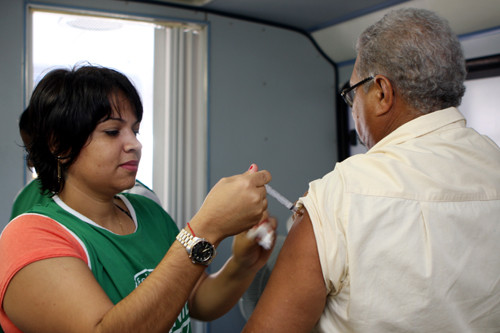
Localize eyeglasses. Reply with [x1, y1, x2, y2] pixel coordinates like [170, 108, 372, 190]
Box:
[340, 76, 374, 107]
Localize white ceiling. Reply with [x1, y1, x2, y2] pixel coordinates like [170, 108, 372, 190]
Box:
[153, 0, 403, 32]
[312, 0, 500, 64]
[135, 0, 500, 64]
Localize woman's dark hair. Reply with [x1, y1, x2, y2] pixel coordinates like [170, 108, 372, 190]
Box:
[19, 107, 34, 168]
[27, 65, 143, 195]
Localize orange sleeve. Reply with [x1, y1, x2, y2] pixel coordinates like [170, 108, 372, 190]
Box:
[0, 213, 89, 331]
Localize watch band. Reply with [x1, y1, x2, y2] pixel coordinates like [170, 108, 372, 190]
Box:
[176, 228, 195, 252]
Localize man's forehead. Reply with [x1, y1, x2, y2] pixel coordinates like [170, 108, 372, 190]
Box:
[349, 57, 360, 82]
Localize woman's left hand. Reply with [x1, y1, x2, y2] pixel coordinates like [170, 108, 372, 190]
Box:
[232, 215, 278, 273]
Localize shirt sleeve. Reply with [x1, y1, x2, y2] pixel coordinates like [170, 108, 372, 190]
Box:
[0, 214, 89, 306]
[298, 165, 349, 295]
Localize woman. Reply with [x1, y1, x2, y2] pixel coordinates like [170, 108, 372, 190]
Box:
[0, 65, 274, 332]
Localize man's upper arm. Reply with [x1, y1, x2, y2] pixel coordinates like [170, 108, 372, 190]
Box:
[243, 209, 326, 332]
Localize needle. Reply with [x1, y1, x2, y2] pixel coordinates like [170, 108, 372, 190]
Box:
[265, 184, 298, 213]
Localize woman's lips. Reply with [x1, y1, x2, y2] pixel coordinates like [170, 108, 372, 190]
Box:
[120, 160, 139, 172]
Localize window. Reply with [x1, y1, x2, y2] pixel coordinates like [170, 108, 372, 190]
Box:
[30, 9, 155, 187]
[461, 54, 500, 146]
[461, 76, 500, 145]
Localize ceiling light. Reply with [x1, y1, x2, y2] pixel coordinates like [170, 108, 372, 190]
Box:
[60, 17, 123, 31]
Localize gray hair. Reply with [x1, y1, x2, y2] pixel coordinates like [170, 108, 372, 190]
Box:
[355, 8, 466, 113]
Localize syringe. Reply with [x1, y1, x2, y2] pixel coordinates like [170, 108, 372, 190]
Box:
[265, 184, 298, 213]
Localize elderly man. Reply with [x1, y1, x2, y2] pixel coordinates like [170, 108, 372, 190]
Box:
[244, 8, 500, 333]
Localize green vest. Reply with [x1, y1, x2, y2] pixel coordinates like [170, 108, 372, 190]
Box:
[30, 193, 191, 332]
[10, 179, 52, 220]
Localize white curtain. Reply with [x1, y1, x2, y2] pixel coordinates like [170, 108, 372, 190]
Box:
[152, 24, 208, 231]
[153, 23, 208, 333]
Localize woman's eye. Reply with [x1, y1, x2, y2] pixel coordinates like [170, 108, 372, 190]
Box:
[105, 130, 120, 137]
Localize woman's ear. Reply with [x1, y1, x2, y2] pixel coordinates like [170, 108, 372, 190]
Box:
[48, 132, 59, 156]
[373, 75, 394, 116]
[48, 133, 72, 163]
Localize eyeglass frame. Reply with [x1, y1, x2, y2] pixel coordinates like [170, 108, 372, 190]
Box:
[340, 76, 375, 107]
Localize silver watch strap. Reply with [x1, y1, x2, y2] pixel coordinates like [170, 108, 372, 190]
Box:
[176, 228, 194, 252]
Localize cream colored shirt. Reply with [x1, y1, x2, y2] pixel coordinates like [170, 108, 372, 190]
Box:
[299, 107, 500, 332]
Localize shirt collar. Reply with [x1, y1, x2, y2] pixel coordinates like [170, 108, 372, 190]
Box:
[369, 107, 466, 153]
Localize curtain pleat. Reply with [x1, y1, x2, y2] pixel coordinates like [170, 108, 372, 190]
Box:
[153, 25, 208, 232]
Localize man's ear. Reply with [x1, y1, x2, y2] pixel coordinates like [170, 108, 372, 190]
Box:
[373, 75, 394, 116]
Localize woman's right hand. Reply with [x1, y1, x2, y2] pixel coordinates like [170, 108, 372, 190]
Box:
[190, 164, 271, 244]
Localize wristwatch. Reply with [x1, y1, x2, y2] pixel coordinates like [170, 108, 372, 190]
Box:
[176, 228, 216, 265]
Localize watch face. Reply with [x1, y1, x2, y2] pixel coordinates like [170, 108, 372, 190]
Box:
[191, 240, 216, 265]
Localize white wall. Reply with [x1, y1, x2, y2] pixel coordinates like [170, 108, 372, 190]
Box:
[207, 15, 335, 330]
[0, 0, 26, 230]
[208, 15, 336, 232]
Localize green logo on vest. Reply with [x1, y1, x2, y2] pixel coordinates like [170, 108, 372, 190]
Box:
[134, 268, 154, 287]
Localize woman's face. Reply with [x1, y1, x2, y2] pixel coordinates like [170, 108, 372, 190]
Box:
[64, 94, 142, 197]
